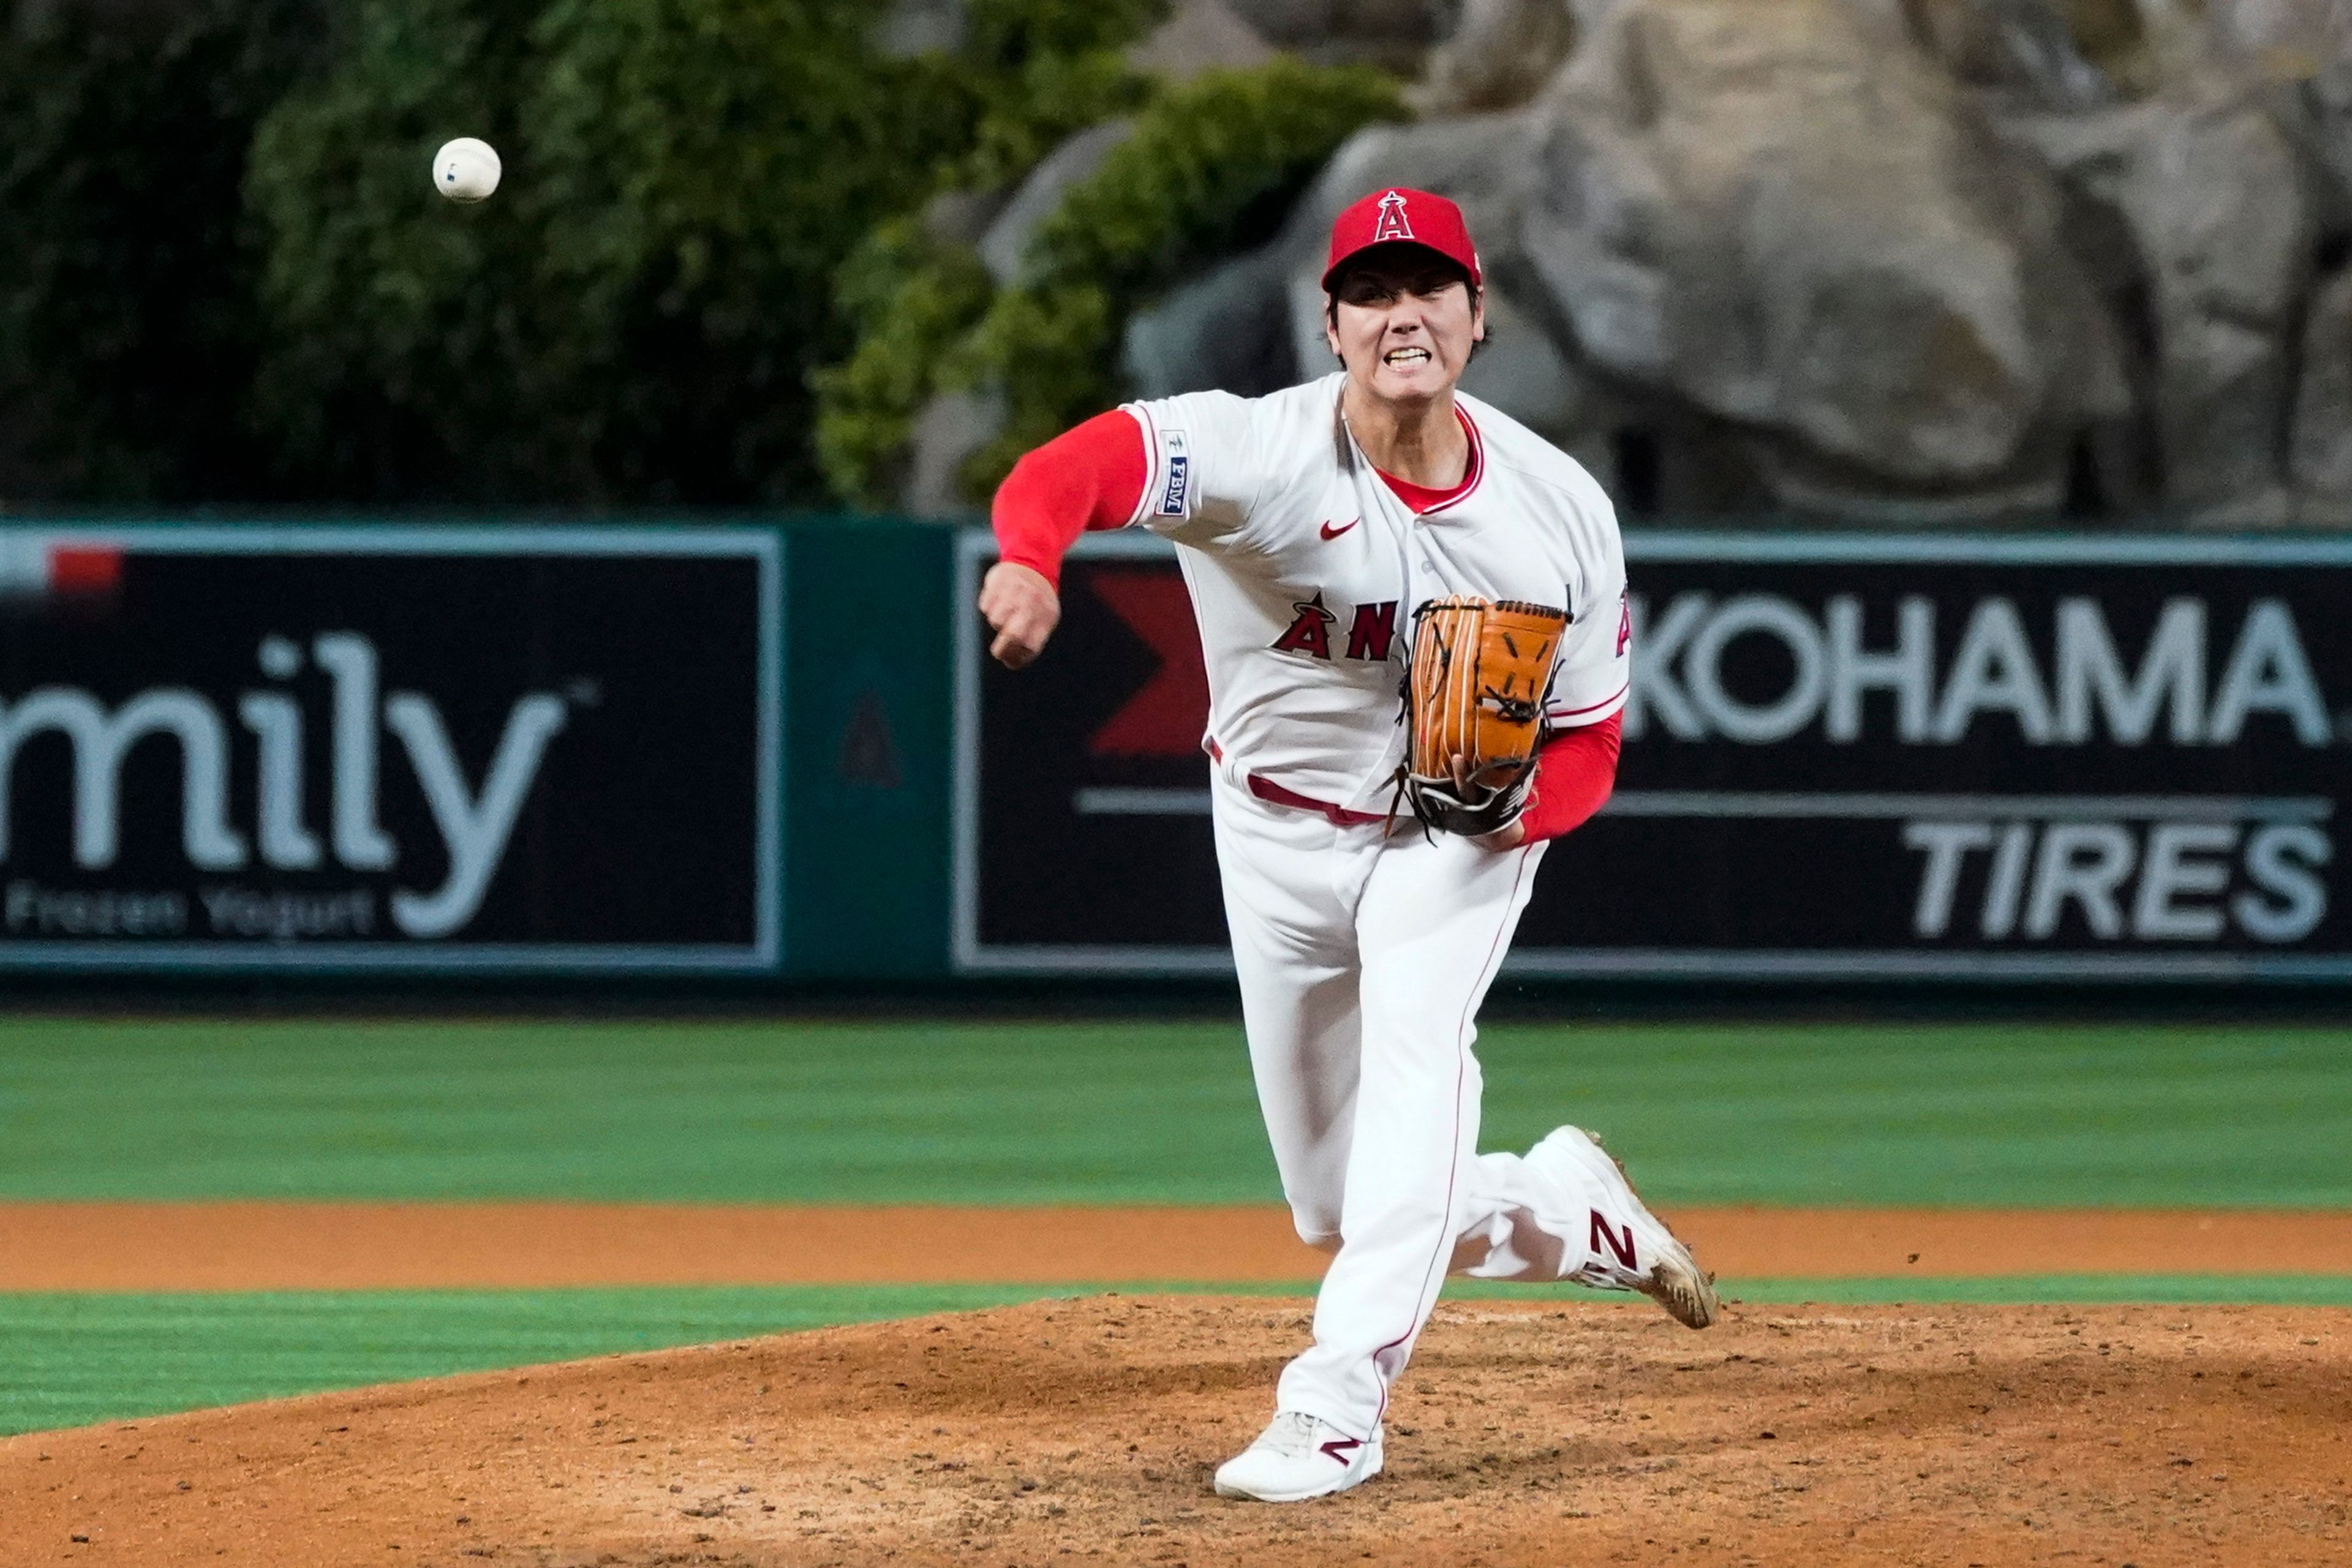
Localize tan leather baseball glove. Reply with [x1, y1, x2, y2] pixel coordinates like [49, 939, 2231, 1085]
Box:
[1401, 595, 1571, 837]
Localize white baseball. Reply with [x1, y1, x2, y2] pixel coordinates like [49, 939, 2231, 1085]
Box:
[433, 138, 502, 203]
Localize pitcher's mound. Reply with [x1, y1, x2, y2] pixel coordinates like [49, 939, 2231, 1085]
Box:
[3, 1295, 2346, 1566]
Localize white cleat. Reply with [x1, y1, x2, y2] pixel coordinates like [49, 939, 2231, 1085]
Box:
[1534, 1125, 1721, 1329]
[1212, 1410, 1384, 1501]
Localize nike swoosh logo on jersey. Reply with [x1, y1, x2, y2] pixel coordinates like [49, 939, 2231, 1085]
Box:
[1319, 518, 1359, 540]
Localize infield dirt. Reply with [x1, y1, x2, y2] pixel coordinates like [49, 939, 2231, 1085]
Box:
[4, 1295, 2345, 1567]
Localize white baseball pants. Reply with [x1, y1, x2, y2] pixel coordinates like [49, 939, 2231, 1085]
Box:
[1210, 770, 1611, 1441]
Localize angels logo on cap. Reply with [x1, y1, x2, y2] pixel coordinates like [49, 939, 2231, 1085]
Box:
[1322, 187, 1482, 292]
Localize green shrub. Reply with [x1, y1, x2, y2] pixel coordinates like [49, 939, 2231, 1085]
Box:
[962, 0, 1161, 64]
[811, 220, 996, 507]
[806, 8, 1159, 507]
[951, 0, 1162, 188]
[813, 58, 1404, 510]
[244, 0, 548, 500]
[249, 0, 979, 505]
[243, 0, 1177, 506]
[956, 48, 1147, 197]
[953, 59, 1407, 496]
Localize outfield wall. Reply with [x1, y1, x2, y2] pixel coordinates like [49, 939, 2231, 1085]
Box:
[1, 517, 2345, 986]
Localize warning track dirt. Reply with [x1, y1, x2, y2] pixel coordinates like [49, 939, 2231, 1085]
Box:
[1, 1203, 2348, 1289]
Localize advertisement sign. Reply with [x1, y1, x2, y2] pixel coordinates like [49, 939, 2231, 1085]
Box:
[955, 529, 2352, 981]
[0, 526, 779, 972]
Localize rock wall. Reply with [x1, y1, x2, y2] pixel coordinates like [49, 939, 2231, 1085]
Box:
[1111, 0, 2352, 524]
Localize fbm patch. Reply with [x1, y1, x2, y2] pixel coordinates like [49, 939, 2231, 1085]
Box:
[1156, 428, 1191, 517]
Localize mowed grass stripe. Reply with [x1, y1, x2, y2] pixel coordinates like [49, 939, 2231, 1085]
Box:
[0, 1286, 1058, 1438]
[7, 1276, 2351, 1438]
[1, 1019, 2348, 1207]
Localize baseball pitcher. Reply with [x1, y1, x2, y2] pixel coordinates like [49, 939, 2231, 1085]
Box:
[980, 187, 1719, 1503]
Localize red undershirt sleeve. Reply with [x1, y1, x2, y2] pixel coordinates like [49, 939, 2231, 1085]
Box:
[1516, 714, 1621, 845]
[990, 409, 1150, 590]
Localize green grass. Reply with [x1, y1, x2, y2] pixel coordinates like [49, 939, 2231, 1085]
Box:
[1, 1016, 2345, 1436]
[7, 1276, 2348, 1437]
[0, 1017, 2347, 1206]
[0, 1284, 1061, 1437]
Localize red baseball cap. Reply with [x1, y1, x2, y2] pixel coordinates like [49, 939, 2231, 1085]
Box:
[1321, 187, 1483, 293]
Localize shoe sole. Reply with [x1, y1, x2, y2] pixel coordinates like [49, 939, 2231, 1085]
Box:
[1567, 1126, 1721, 1330]
[1212, 1446, 1384, 1502]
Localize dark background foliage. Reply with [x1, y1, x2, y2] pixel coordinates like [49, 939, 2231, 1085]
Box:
[0, 0, 325, 504]
[0, 0, 1274, 511]
[246, 0, 980, 507]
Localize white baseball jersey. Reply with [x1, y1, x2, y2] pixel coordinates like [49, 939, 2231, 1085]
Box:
[1066, 371, 1691, 1447]
[1118, 372, 1630, 813]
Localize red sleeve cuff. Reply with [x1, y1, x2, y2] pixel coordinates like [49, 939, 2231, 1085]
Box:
[1517, 714, 1621, 845]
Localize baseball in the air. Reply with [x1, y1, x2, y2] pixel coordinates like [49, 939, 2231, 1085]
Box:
[433, 138, 501, 203]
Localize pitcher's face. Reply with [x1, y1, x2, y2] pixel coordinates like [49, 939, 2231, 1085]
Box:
[1325, 253, 1485, 409]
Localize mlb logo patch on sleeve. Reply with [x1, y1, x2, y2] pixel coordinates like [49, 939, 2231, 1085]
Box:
[1156, 429, 1191, 517]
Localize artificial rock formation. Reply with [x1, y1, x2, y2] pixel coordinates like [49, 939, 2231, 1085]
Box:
[1289, 0, 2352, 521]
[1510, 0, 2129, 517]
[2291, 263, 2352, 508]
[968, 0, 2352, 522]
[2007, 64, 2318, 519]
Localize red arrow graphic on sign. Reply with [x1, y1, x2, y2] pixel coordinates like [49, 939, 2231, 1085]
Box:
[1086, 570, 1210, 758]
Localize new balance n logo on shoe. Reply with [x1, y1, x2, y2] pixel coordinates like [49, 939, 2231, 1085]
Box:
[1318, 1436, 1363, 1467]
[1590, 1210, 1638, 1270]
